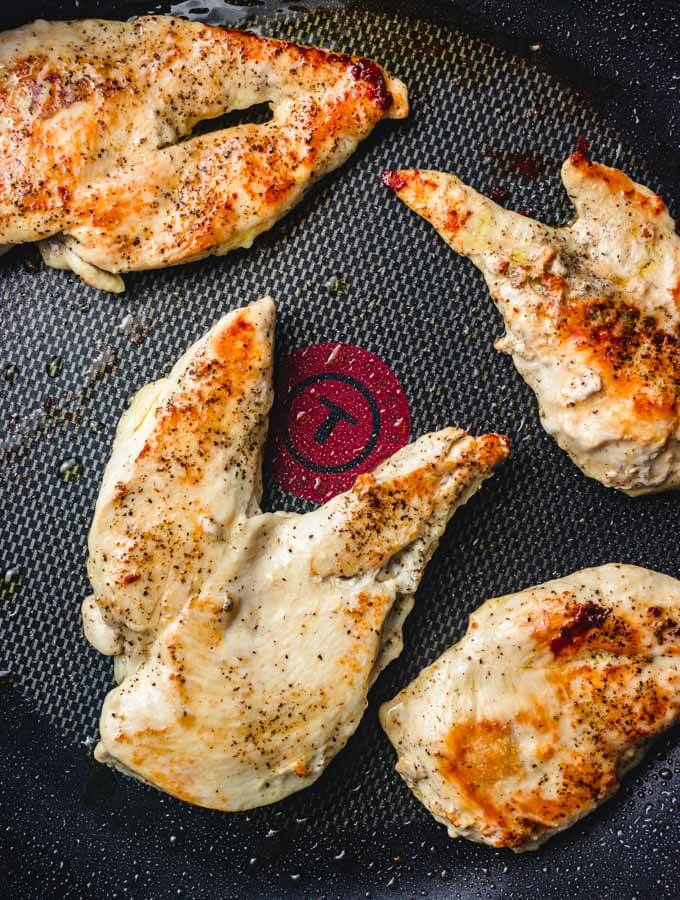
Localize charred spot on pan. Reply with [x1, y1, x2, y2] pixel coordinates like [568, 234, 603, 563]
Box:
[488, 184, 509, 204]
[550, 601, 610, 655]
[483, 150, 547, 181]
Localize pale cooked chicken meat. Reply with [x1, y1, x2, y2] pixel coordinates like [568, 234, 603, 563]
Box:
[0, 17, 408, 292]
[381, 564, 680, 851]
[83, 296, 509, 810]
[384, 154, 680, 494]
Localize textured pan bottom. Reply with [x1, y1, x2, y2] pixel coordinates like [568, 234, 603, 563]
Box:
[1, 5, 679, 899]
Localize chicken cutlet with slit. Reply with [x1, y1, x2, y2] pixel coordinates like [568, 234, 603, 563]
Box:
[0, 16, 408, 292]
[83, 296, 509, 810]
[384, 154, 680, 494]
[381, 564, 680, 851]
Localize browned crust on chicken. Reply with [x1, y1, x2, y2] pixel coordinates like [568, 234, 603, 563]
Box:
[84, 297, 509, 811]
[383, 157, 680, 493]
[381, 565, 680, 850]
[0, 17, 407, 286]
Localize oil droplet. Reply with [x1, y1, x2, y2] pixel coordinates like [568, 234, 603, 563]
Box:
[2, 363, 18, 384]
[46, 356, 64, 378]
[59, 457, 83, 483]
[90, 347, 120, 383]
[3, 567, 24, 598]
[119, 314, 134, 333]
[326, 275, 346, 295]
[659, 768, 673, 781]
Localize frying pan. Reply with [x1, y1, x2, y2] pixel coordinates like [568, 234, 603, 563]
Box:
[1, 2, 679, 898]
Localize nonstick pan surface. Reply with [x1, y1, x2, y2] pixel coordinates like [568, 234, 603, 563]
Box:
[2, 2, 680, 898]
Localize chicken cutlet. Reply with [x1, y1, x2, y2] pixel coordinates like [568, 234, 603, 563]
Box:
[381, 564, 680, 851]
[0, 17, 408, 291]
[83, 296, 509, 810]
[384, 155, 680, 494]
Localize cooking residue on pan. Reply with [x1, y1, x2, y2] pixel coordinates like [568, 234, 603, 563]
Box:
[483, 149, 548, 180]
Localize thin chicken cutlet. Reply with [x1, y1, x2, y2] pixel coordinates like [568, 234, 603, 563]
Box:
[0, 16, 408, 291]
[384, 154, 680, 494]
[84, 297, 509, 810]
[381, 564, 680, 851]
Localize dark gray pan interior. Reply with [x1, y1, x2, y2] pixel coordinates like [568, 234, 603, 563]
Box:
[1, 2, 679, 898]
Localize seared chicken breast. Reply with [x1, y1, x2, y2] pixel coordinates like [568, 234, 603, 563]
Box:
[381, 564, 680, 851]
[0, 17, 408, 292]
[384, 155, 680, 494]
[83, 297, 509, 810]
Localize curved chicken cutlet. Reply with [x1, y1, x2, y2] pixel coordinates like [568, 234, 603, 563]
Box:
[0, 17, 408, 292]
[384, 155, 680, 494]
[381, 564, 680, 851]
[83, 297, 509, 811]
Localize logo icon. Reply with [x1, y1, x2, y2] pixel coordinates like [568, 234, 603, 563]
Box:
[269, 343, 410, 502]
